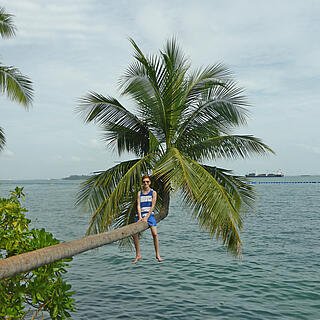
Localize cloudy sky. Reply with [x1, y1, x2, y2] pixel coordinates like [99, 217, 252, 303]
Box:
[1, 0, 319, 179]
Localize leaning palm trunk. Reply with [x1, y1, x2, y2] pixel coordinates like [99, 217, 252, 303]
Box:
[0, 193, 170, 280]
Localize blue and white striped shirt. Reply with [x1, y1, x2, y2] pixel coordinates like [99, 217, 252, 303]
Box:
[139, 189, 154, 218]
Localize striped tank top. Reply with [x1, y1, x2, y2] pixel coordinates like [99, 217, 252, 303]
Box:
[140, 189, 154, 218]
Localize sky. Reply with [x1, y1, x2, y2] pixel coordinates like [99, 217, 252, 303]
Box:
[1, 0, 320, 179]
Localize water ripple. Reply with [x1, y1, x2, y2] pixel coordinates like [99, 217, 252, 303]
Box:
[0, 178, 319, 319]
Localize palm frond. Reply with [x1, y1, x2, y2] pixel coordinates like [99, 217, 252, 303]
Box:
[76, 153, 158, 235]
[182, 63, 232, 106]
[0, 64, 33, 107]
[127, 38, 165, 110]
[0, 126, 5, 151]
[119, 60, 165, 141]
[159, 39, 191, 146]
[124, 39, 170, 144]
[153, 148, 246, 255]
[181, 135, 274, 162]
[77, 91, 138, 125]
[173, 63, 233, 143]
[175, 117, 224, 154]
[120, 55, 166, 101]
[124, 38, 191, 147]
[0, 7, 16, 38]
[175, 81, 249, 146]
[201, 165, 255, 210]
[103, 123, 160, 156]
[77, 92, 160, 156]
[161, 36, 189, 75]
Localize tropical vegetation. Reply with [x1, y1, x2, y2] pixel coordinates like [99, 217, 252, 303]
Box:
[0, 6, 33, 151]
[0, 188, 76, 319]
[76, 38, 273, 255]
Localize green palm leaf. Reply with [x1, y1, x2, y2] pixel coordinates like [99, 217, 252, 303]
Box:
[202, 165, 255, 210]
[77, 92, 160, 155]
[0, 64, 33, 107]
[154, 148, 245, 255]
[0, 7, 16, 38]
[76, 153, 158, 235]
[182, 134, 274, 161]
[126, 38, 166, 115]
[120, 59, 166, 142]
[122, 38, 190, 147]
[0, 7, 34, 154]
[176, 81, 249, 147]
[0, 127, 5, 151]
[182, 64, 232, 107]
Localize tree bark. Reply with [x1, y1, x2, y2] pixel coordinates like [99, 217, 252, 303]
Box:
[0, 192, 170, 280]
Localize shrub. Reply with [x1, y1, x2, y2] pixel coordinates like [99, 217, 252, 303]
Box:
[0, 187, 76, 319]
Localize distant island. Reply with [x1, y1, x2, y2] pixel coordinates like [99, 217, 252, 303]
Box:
[62, 175, 92, 180]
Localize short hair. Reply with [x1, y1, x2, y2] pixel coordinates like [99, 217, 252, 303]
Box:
[142, 174, 151, 182]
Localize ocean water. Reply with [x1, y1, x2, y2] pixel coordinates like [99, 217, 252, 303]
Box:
[0, 176, 319, 319]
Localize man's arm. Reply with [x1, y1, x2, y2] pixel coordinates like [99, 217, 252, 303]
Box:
[137, 191, 142, 220]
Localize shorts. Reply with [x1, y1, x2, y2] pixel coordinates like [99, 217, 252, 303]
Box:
[135, 213, 157, 227]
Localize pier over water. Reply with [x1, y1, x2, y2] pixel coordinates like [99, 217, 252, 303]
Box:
[245, 175, 320, 185]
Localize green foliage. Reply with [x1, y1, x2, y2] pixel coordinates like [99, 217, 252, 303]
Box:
[0, 7, 16, 38]
[0, 6, 34, 152]
[0, 188, 76, 319]
[0, 126, 5, 151]
[0, 64, 33, 107]
[0, 6, 33, 107]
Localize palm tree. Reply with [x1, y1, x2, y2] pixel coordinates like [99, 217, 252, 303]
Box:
[76, 38, 273, 255]
[0, 7, 33, 151]
[0, 38, 273, 280]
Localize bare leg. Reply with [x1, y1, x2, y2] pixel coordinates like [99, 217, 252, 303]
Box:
[132, 234, 142, 264]
[150, 226, 163, 262]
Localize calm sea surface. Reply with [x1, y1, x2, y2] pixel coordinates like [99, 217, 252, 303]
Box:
[1, 176, 319, 319]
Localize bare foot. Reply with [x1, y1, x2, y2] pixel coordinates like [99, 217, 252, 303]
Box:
[156, 256, 163, 262]
[132, 256, 142, 264]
